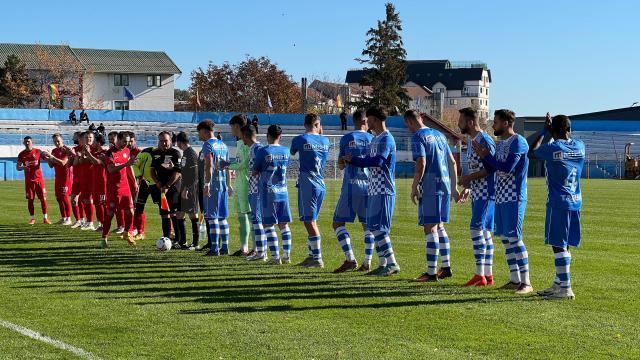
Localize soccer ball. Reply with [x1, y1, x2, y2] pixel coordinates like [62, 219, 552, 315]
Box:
[156, 237, 172, 251]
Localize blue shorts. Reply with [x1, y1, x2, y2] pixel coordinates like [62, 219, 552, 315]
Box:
[545, 206, 581, 248]
[262, 198, 292, 225]
[366, 194, 395, 233]
[249, 193, 262, 223]
[418, 194, 450, 225]
[333, 185, 368, 223]
[470, 198, 495, 231]
[494, 201, 526, 239]
[298, 187, 325, 222]
[204, 188, 228, 220]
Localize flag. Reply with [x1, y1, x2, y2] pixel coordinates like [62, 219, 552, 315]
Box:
[160, 192, 169, 211]
[336, 94, 343, 109]
[267, 93, 273, 109]
[49, 84, 59, 102]
[123, 87, 135, 100]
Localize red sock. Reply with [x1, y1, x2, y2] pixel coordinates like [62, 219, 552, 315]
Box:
[83, 202, 94, 222]
[102, 212, 113, 238]
[56, 197, 66, 217]
[95, 202, 104, 224]
[40, 197, 48, 215]
[124, 208, 133, 233]
[64, 197, 72, 218]
[27, 199, 35, 216]
[116, 208, 124, 228]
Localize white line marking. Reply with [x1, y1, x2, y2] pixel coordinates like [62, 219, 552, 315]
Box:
[0, 319, 103, 360]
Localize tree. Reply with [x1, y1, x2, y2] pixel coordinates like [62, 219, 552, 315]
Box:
[356, 2, 409, 114]
[32, 44, 84, 108]
[0, 55, 35, 107]
[174, 88, 192, 101]
[190, 56, 301, 113]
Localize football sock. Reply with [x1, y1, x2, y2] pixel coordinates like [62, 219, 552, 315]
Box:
[336, 226, 355, 261]
[426, 231, 439, 275]
[219, 218, 229, 252]
[555, 250, 571, 289]
[161, 217, 172, 238]
[438, 226, 451, 267]
[190, 218, 200, 246]
[281, 225, 292, 258]
[266, 226, 280, 259]
[308, 235, 322, 260]
[238, 213, 250, 251]
[471, 229, 486, 276]
[364, 230, 374, 264]
[502, 237, 520, 283]
[483, 230, 494, 276]
[510, 237, 530, 285]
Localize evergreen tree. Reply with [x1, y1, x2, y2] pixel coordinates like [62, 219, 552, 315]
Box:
[0, 54, 35, 107]
[356, 2, 409, 114]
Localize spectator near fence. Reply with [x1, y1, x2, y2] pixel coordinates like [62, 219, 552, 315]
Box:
[80, 110, 89, 124]
[69, 110, 77, 125]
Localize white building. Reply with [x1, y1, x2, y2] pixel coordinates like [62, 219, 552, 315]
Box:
[0, 43, 181, 111]
[346, 60, 491, 120]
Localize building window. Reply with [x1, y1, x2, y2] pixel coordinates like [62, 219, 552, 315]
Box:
[486, 88, 489, 96]
[147, 75, 162, 87]
[471, 99, 477, 105]
[114, 101, 129, 110]
[114, 74, 129, 86]
[449, 99, 457, 105]
[436, 88, 445, 93]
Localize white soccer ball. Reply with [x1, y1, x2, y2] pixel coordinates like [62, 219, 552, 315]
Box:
[156, 237, 172, 251]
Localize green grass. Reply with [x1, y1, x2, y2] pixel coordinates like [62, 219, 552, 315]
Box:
[0, 179, 639, 359]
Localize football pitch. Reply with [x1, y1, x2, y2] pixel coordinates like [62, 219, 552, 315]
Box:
[0, 179, 638, 359]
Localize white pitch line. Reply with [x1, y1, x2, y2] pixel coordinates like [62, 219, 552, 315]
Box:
[0, 319, 104, 360]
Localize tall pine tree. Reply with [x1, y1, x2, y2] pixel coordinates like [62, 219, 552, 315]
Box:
[357, 3, 408, 114]
[0, 54, 35, 107]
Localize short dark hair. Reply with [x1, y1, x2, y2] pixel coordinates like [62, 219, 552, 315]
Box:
[197, 119, 215, 132]
[352, 109, 365, 123]
[551, 115, 571, 134]
[52, 133, 62, 139]
[403, 109, 421, 121]
[176, 131, 189, 144]
[127, 131, 136, 139]
[229, 114, 247, 127]
[117, 131, 130, 140]
[267, 124, 282, 138]
[241, 124, 256, 138]
[24, 136, 32, 141]
[494, 109, 516, 124]
[95, 133, 106, 146]
[366, 106, 387, 121]
[158, 131, 171, 139]
[459, 107, 478, 120]
[304, 113, 320, 127]
[108, 131, 118, 138]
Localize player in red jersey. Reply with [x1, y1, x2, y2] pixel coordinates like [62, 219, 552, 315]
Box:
[69, 132, 85, 227]
[77, 131, 96, 231]
[85, 133, 108, 232]
[101, 131, 136, 248]
[108, 131, 125, 233]
[42, 133, 73, 225]
[126, 132, 141, 235]
[16, 136, 50, 225]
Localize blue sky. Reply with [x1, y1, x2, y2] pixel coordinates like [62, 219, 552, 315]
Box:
[3, 0, 639, 115]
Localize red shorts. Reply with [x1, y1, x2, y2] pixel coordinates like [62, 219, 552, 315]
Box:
[80, 181, 93, 196]
[55, 184, 71, 198]
[71, 179, 82, 195]
[93, 192, 107, 206]
[25, 179, 46, 200]
[107, 192, 133, 212]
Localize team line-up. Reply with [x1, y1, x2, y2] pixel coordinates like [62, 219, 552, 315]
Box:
[16, 106, 585, 301]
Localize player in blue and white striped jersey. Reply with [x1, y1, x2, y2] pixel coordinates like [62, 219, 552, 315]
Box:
[405, 110, 460, 283]
[332, 110, 375, 273]
[253, 125, 293, 265]
[342, 106, 400, 277]
[473, 109, 532, 294]
[290, 114, 330, 268]
[457, 107, 497, 287]
[529, 113, 585, 300]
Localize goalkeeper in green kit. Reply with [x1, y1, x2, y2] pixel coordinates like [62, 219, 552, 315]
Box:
[221, 114, 252, 256]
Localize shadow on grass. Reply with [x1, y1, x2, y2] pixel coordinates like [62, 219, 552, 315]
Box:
[0, 223, 541, 314]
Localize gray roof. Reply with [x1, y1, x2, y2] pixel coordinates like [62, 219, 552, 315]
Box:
[0, 43, 84, 70]
[72, 48, 181, 74]
[0, 43, 181, 74]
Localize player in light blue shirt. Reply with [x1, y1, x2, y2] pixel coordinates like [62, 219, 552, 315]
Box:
[197, 119, 231, 257]
[473, 109, 532, 294]
[242, 124, 268, 262]
[342, 106, 400, 277]
[405, 110, 460, 283]
[331, 110, 375, 273]
[529, 113, 585, 300]
[290, 114, 330, 268]
[457, 107, 497, 287]
[253, 125, 293, 265]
